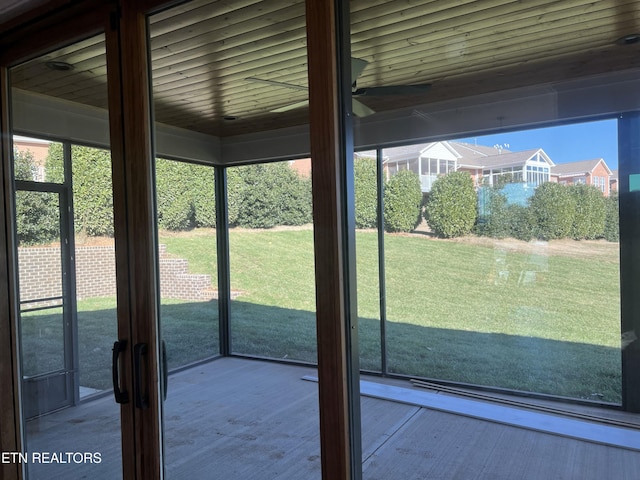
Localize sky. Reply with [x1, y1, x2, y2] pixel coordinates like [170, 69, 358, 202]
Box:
[457, 118, 618, 170]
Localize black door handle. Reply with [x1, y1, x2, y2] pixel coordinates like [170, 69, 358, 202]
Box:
[133, 343, 149, 409]
[162, 340, 168, 401]
[112, 340, 129, 404]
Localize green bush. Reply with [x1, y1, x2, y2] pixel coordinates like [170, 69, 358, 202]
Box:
[476, 187, 510, 238]
[156, 158, 196, 231]
[425, 171, 477, 238]
[155, 159, 216, 231]
[529, 182, 575, 240]
[384, 170, 423, 233]
[568, 183, 606, 240]
[507, 204, 536, 241]
[354, 157, 378, 229]
[190, 164, 216, 228]
[231, 162, 312, 228]
[226, 168, 244, 226]
[14, 150, 59, 245]
[603, 192, 619, 242]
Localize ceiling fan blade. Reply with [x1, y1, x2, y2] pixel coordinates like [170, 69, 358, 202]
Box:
[352, 98, 376, 117]
[351, 57, 368, 81]
[353, 84, 431, 96]
[271, 99, 309, 113]
[246, 76, 308, 92]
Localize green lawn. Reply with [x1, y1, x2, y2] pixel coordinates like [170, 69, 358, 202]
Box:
[20, 228, 622, 403]
[161, 228, 622, 402]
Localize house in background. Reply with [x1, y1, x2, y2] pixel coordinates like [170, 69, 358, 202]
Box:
[550, 158, 613, 196]
[610, 169, 619, 193]
[383, 141, 555, 192]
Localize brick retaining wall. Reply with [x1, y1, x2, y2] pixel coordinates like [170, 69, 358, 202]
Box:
[18, 244, 215, 302]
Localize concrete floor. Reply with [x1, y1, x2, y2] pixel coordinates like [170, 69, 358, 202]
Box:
[24, 357, 640, 479]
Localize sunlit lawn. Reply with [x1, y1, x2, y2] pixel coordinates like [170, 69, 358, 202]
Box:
[159, 228, 622, 402]
[22, 228, 621, 402]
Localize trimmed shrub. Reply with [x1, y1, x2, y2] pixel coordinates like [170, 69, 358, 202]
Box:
[507, 204, 536, 241]
[354, 157, 378, 229]
[568, 183, 606, 240]
[232, 162, 312, 228]
[603, 192, 619, 242]
[384, 170, 422, 233]
[425, 171, 477, 238]
[528, 182, 575, 240]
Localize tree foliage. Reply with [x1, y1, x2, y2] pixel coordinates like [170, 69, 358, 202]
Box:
[45, 143, 115, 236]
[155, 159, 217, 231]
[425, 171, 477, 238]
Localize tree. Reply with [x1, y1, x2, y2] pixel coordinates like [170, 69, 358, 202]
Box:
[384, 170, 423, 233]
[425, 171, 477, 238]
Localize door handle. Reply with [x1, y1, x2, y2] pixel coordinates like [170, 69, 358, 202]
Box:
[162, 340, 168, 401]
[112, 340, 129, 404]
[133, 343, 149, 409]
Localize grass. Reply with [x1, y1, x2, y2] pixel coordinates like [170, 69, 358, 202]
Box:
[20, 228, 622, 403]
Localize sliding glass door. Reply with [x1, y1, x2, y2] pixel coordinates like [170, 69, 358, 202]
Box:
[9, 34, 124, 478]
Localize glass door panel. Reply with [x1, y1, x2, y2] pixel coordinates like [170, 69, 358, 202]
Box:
[148, 1, 321, 477]
[11, 34, 123, 479]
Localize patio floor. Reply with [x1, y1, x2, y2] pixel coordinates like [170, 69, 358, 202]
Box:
[25, 357, 640, 479]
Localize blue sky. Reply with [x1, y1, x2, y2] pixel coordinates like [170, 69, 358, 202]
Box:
[457, 118, 618, 170]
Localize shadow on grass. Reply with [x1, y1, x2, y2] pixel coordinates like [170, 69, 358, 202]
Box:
[22, 298, 621, 403]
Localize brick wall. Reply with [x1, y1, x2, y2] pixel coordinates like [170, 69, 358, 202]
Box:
[18, 244, 215, 303]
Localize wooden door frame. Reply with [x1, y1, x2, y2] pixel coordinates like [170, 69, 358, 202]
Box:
[0, 62, 25, 480]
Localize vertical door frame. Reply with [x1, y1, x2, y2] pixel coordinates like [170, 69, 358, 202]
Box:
[306, 0, 362, 478]
[105, 3, 163, 478]
[618, 111, 640, 412]
[0, 63, 25, 480]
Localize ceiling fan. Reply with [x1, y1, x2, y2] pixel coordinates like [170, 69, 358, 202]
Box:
[246, 58, 431, 117]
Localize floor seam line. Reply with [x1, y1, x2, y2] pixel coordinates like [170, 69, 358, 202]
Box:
[361, 406, 423, 465]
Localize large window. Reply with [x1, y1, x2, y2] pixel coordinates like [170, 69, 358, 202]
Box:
[378, 122, 621, 403]
[227, 160, 316, 362]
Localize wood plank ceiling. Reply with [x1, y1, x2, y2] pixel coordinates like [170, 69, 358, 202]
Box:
[8, 0, 640, 137]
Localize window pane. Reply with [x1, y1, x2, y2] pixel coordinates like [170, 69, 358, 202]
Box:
[384, 124, 621, 403]
[228, 161, 316, 362]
